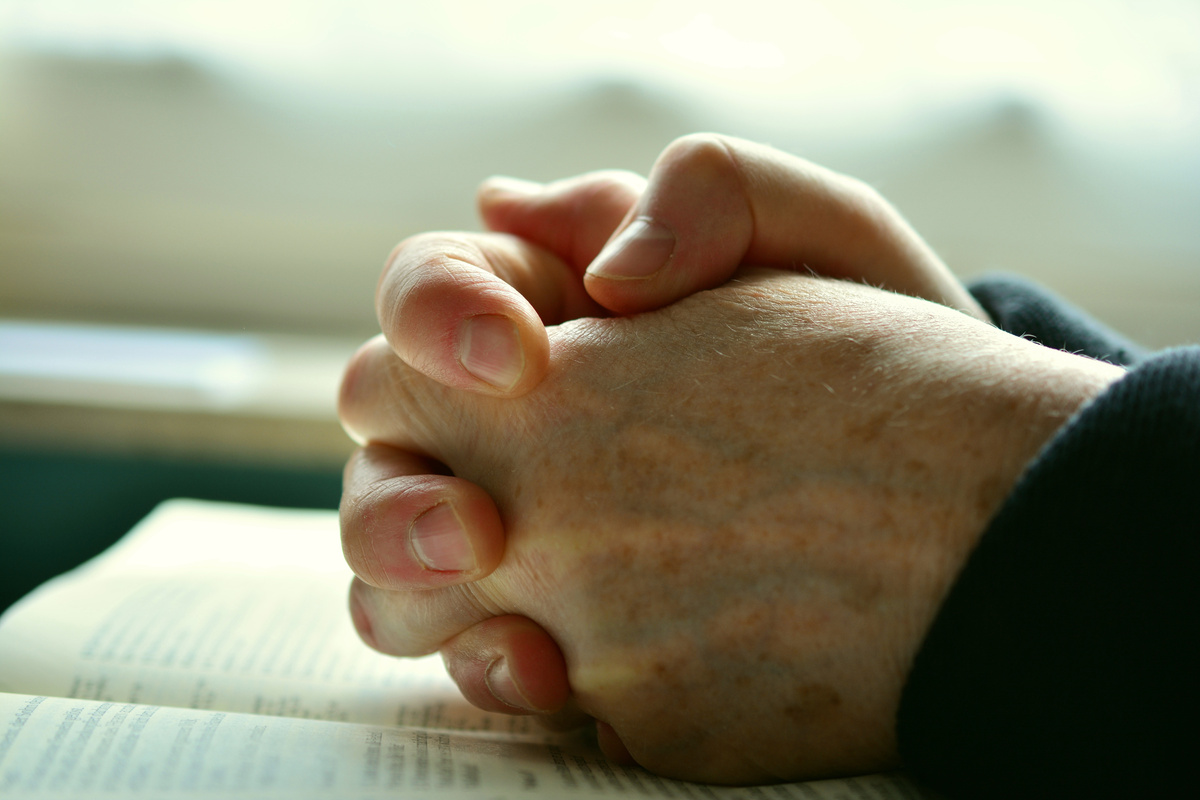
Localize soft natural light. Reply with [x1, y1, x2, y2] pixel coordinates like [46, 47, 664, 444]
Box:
[0, 322, 353, 417]
[2, 0, 1196, 134]
[660, 14, 787, 71]
[937, 26, 1044, 65]
[2, 1, 1196, 333]
[0, 321, 265, 410]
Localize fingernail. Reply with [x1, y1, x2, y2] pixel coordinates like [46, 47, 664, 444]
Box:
[410, 503, 477, 573]
[458, 314, 525, 391]
[586, 217, 676, 280]
[486, 657, 538, 712]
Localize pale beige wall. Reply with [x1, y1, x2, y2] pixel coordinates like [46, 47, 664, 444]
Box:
[2, 4, 1198, 349]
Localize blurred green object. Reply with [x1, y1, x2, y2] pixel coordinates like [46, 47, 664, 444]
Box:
[0, 447, 342, 615]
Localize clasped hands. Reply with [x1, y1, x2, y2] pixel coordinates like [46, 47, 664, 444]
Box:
[337, 135, 1122, 784]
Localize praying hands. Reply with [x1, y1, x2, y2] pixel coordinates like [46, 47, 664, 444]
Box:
[336, 135, 1126, 785]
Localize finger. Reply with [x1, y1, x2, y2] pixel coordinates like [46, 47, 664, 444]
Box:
[439, 615, 571, 715]
[583, 133, 987, 320]
[349, 575, 500, 658]
[533, 698, 593, 734]
[597, 722, 637, 765]
[338, 334, 488, 463]
[340, 445, 504, 590]
[477, 170, 646, 272]
[377, 231, 603, 397]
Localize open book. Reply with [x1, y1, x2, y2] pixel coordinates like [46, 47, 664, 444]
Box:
[0, 500, 932, 798]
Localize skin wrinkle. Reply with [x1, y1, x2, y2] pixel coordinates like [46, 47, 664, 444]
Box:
[711, 135, 758, 258]
[524, 280, 962, 649]
[340, 453, 449, 591]
[344, 270, 1125, 784]
[337, 128, 1138, 779]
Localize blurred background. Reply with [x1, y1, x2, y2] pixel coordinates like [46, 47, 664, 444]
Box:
[2, 0, 1199, 610]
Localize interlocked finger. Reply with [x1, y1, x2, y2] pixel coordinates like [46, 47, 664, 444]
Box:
[341, 445, 505, 590]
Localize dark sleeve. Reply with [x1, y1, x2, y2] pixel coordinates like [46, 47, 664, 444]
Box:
[970, 274, 1148, 366]
[896, 278, 1200, 799]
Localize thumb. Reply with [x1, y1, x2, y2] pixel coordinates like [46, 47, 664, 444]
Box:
[583, 133, 985, 319]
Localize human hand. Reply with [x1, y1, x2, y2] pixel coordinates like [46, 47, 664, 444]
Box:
[342, 134, 995, 760]
[350, 136, 992, 593]
[381, 133, 986, 399]
[343, 134, 1000, 766]
[340, 270, 1122, 783]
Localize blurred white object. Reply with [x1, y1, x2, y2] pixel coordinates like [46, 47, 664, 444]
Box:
[1, 1, 1197, 346]
[0, 320, 357, 418]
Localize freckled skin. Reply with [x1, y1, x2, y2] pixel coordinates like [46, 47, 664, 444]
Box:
[346, 270, 1123, 784]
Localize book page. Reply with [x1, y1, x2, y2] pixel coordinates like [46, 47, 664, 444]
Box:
[0, 693, 928, 799]
[0, 500, 934, 798]
[0, 501, 542, 737]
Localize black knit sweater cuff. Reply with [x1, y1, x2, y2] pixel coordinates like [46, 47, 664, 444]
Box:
[897, 346, 1200, 799]
[970, 274, 1147, 366]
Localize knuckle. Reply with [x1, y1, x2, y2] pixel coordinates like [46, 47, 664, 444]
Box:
[336, 335, 387, 435]
[386, 231, 458, 265]
[457, 581, 507, 621]
[340, 493, 398, 590]
[391, 232, 480, 273]
[378, 235, 430, 306]
[352, 580, 429, 657]
[651, 135, 751, 213]
[342, 467, 479, 590]
[659, 133, 739, 178]
[349, 578, 435, 658]
[831, 173, 898, 239]
[337, 338, 434, 452]
[338, 485, 384, 577]
[388, 589, 484, 658]
[377, 233, 482, 322]
[583, 168, 646, 196]
[839, 172, 887, 212]
[572, 169, 644, 211]
[342, 538, 391, 592]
